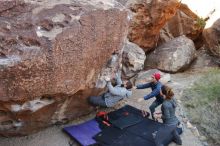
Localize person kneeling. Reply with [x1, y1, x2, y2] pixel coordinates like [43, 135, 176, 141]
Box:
[89, 74, 133, 107]
[154, 85, 182, 145]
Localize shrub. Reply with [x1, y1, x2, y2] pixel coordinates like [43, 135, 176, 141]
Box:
[196, 17, 206, 29]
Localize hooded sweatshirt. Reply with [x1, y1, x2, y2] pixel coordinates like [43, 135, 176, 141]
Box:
[104, 73, 132, 107]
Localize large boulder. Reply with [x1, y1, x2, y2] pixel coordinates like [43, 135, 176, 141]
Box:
[134, 69, 171, 85]
[159, 4, 205, 49]
[126, 0, 180, 52]
[122, 40, 146, 79]
[203, 18, 220, 57]
[145, 36, 197, 73]
[0, 0, 129, 136]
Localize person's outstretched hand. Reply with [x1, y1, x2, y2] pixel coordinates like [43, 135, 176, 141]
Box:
[133, 86, 137, 90]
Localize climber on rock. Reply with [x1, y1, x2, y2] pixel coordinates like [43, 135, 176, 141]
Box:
[89, 72, 133, 107]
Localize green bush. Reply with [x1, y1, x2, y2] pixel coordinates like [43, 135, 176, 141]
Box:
[196, 17, 206, 28]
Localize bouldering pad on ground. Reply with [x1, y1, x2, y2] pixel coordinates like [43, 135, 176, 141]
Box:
[63, 119, 101, 146]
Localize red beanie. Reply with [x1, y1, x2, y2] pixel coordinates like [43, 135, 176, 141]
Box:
[152, 73, 161, 81]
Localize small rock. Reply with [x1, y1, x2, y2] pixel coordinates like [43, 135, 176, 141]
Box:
[191, 126, 200, 137]
[186, 121, 193, 129]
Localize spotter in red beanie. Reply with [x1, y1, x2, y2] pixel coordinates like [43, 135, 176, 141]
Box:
[152, 73, 161, 81]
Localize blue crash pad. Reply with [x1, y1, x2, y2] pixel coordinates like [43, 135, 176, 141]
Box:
[63, 119, 101, 146]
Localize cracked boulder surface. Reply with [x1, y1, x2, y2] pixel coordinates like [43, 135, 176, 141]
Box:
[0, 0, 129, 136]
[203, 18, 220, 58]
[127, 0, 180, 52]
[159, 3, 204, 49]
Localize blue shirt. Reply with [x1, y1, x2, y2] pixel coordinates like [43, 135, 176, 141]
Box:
[136, 81, 164, 102]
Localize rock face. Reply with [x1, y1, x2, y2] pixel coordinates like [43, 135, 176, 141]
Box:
[0, 0, 129, 136]
[122, 40, 146, 79]
[145, 36, 197, 73]
[203, 18, 220, 57]
[127, 0, 180, 52]
[134, 69, 171, 85]
[159, 4, 204, 49]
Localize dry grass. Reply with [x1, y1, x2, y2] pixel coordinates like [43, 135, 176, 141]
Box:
[182, 68, 220, 145]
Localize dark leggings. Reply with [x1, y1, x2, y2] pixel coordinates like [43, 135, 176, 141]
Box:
[154, 125, 182, 146]
[149, 99, 163, 119]
[89, 96, 107, 107]
[172, 127, 182, 145]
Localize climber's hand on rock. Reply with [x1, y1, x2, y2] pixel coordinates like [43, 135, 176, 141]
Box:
[104, 76, 111, 82]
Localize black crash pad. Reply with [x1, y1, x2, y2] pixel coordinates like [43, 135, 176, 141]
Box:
[93, 126, 125, 145]
[110, 113, 143, 129]
[94, 105, 182, 146]
[105, 132, 156, 146]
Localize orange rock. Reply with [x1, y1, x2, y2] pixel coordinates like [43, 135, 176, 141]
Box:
[203, 18, 220, 57]
[128, 0, 180, 52]
[159, 3, 204, 49]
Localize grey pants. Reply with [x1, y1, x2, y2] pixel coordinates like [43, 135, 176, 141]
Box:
[149, 99, 163, 119]
[89, 96, 107, 107]
[154, 124, 182, 146]
[172, 128, 182, 145]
